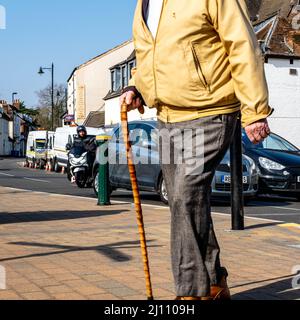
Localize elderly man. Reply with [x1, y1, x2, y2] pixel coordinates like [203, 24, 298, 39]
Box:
[120, 0, 273, 300]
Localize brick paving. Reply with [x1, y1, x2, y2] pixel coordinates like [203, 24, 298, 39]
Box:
[0, 186, 299, 300]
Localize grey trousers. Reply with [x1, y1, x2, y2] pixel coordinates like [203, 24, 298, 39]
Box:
[158, 112, 238, 297]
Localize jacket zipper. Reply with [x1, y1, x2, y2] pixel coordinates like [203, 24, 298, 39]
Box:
[153, 0, 165, 110]
[141, 0, 165, 108]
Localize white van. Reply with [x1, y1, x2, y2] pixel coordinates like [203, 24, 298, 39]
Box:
[26, 131, 48, 168]
[53, 127, 77, 172]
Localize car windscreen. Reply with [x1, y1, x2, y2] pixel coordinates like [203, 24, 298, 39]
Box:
[242, 131, 299, 152]
[35, 140, 46, 150]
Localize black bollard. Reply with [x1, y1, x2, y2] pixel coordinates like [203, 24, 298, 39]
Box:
[230, 114, 245, 230]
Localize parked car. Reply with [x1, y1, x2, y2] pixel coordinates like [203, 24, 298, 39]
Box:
[93, 121, 258, 204]
[242, 130, 300, 200]
[26, 131, 48, 169]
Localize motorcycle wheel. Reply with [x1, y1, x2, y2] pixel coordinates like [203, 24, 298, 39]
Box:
[75, 171, 87, 188]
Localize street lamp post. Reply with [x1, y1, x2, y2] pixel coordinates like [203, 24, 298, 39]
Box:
[12, 92, 18, 105]
[38, 63, 54, 131]
[11, 92, 18, 156]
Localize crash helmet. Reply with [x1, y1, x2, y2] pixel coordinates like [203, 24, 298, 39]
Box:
[77, 125, 87, 135]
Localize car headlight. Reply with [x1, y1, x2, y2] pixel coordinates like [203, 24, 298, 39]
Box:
[259, 157, 285, 171]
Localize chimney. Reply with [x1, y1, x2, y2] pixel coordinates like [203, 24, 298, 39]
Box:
[0, 101, 13, 118]
[13, 99, 21, 110]
[2, 105, 9, 115]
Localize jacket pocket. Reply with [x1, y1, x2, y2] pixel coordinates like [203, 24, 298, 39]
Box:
[190, 44, 210, 90]
[182, 43, 209, 91]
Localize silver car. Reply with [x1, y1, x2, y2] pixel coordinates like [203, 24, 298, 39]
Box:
[93, 121, 258, 204]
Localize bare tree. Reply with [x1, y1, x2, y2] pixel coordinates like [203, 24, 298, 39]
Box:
[35, 84, 67, 130]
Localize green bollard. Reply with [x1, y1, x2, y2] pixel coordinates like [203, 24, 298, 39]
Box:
[96, 135, 112, 206]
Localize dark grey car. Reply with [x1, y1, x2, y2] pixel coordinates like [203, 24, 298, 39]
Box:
[93, 121, 258, 204]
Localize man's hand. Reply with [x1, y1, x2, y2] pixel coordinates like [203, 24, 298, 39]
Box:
[120, 90, 145, 114]
[245, 118, 271, 145]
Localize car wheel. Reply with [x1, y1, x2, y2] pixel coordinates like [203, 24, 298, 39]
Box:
[93, 171, 113, 197]
[158, 176, 169, 205]
[54, 159, 60, 173]
[296, 195, 300, 202]
[93, 172, 99, 197]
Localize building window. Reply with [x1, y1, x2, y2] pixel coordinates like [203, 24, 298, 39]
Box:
[111, 70, 116, 92]
[115, 68, 121, 91]
[128, 60, 136, 80]
[111, 68, 122, 92]
[121, 65, 127, 88]
[290, 69, 298, 76]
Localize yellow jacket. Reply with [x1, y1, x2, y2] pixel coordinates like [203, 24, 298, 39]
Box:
[129, 0, 273, 127]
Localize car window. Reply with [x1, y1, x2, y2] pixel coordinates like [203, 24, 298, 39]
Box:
[35, 140, 46, 150]
[243, 131, 299, 152]
[263, 134, 298, 151]
[133, 124, 158, 149]
[131, 127, 149, 146]
[112, 124, 137, 144]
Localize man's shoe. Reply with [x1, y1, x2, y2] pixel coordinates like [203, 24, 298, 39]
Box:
[175, 296, 212, 301]
[211, 271, 231, 300]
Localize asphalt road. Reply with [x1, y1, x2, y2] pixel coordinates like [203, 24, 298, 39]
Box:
[1, 158, 300, 224]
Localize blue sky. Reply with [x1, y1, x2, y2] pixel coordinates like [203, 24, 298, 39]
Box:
[0, 0, 136, 107]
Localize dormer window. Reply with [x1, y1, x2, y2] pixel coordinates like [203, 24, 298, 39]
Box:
[110, 58, 136, 93]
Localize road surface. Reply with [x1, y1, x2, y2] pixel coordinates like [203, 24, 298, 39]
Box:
[1, 158, 300, 224]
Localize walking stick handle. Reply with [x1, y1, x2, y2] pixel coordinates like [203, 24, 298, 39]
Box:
[121, 102, 154, 301]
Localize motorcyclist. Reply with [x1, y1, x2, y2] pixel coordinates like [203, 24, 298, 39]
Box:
[74, 126, 97, 153]
[68, 126, 97, 185]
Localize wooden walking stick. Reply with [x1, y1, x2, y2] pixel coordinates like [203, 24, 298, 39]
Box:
[121, 102, 154, 301]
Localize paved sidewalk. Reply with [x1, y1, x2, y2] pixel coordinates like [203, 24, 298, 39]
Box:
[0, 186, 299, 300]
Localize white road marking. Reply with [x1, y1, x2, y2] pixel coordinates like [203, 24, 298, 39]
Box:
[247, 213, 299, 216]
[0, 172, 15, 177]
[211, 212, 283, 223]
[271, 206, 300, 212]
[23, 178, 50, 183]
[0, 186, 288, 224]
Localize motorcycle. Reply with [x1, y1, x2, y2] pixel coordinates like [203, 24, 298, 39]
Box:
[67, 145, 90, 188]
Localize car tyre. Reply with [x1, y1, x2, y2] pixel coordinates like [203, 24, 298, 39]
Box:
[158, 175, 169, 205]
[93, 171, 113, 197]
